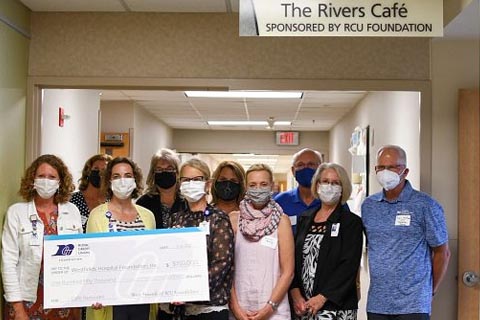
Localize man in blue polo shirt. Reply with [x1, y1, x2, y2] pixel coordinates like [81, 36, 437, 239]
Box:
[362, 145, 450, 320]
[274, 148, 322, 233]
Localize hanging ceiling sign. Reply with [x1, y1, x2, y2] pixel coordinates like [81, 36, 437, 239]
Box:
[239, 0, 443, 37]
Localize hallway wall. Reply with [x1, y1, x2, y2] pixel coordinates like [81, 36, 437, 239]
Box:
[41, 89, 101, 184]
[27, 13, 430, 81]
[0, 0, 30, 314]
[100, 101, 173, 176]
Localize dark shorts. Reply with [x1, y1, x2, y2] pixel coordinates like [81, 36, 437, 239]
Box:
[367, 313, 430, 320]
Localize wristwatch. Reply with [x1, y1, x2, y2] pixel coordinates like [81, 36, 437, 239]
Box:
[267, 300, 279, 311]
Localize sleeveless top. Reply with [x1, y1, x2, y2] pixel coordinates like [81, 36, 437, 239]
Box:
[231, 219, 290, 319]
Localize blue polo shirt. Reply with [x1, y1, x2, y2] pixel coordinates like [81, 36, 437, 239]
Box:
[361, 181, 448, 315]
[274, 187, 321, 234]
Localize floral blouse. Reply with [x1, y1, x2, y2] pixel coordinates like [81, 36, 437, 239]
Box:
[170, 204, 234, 306]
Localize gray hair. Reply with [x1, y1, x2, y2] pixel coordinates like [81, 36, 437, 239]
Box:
[145, 148, 181, 194]
[376, 145, 407, 166]
[292, 148, 323, 165]
[311, 162, 352, 204]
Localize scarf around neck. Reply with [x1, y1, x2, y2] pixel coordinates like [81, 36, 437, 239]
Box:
[239, 198, 283, 242]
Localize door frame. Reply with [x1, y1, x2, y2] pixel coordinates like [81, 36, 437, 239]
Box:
[457, 88, 480, 319]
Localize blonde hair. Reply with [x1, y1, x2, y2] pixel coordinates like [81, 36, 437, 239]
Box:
[180, 158, 211, 180]
[246, 163, 274, 183]
[311, 163, 352, 204]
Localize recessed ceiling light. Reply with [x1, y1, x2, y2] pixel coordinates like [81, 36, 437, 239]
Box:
[207, 120, 291, 126]
[185, 91, 303, 99]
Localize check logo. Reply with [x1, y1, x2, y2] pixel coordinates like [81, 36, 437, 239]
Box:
[53, 244, 75, 256]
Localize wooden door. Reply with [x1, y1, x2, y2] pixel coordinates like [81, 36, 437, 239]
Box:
[458, 89, 480, 319]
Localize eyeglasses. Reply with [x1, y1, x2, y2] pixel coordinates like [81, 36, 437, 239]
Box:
[294, 162, 319, 170]
[375, 165, 405, 172]
[179, 176, 205, 183]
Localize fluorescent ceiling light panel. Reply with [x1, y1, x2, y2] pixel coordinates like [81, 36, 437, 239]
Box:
[185, 91, 303, 99]
[273, 121, 292, 126]
[208, 121, 268, 126]
[208, 120, 291, 126]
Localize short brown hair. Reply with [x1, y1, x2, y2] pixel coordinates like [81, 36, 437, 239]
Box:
[78, 154, 113, 191]
[19, 154, 75, 203]
[102, 157, 143, 199]
[211, 161, 246, 205]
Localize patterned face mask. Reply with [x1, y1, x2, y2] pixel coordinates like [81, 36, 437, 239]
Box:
[246, 187, 272, 206]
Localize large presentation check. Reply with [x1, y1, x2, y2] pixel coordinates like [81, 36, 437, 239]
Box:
[44, 228, 209, 308]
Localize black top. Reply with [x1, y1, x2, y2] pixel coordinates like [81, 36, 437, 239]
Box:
[291, 204, 363, 311]
[70, 191, 90, 232]
[171, 204, 234, 307]
[136, 192, 188, 229]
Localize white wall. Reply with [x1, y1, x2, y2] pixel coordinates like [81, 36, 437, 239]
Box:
[41, 89, 100, 185]
[173, 130, 329, 156]
[330, 91, 421, 194]
[132, 104, 173, 178]
[100, 100, 173, 177]
[100, 100, 134, 133]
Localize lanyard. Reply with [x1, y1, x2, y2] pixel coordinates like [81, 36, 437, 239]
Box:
[105, 211, 116, 232]
[30, 214, 38, 238]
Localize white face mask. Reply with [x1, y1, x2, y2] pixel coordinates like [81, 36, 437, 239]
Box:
[376, 169, 405, 191]
[34, 178, 60, 199]
[180, 180, 207, 203]
[111, 178, 136, 200]
[317, 183, 342, 205]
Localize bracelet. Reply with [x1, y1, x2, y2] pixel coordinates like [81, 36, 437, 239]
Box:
[267, 300, 279, 311]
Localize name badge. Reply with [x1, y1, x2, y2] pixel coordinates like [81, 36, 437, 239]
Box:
[395, 214, 411, 226]
[260, 235, 278, 249]
[289, 215, 297, 226]
[199, 221, 210, 235]
[331, 223, 340, 237]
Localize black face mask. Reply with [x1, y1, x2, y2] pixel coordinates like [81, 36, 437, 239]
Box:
[155, 171, 177, 189]
[215, 180, 241, 202]
[88, 170, 101, 188]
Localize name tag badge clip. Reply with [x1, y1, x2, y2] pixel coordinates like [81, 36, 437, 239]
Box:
[260, 235, 278, 249]
[395, 210, 411, 226]
[199, 221, 210, 235]
[331, 223, 340, 237]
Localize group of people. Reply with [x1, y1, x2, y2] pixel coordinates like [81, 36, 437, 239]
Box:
[1, 145, 450, 320]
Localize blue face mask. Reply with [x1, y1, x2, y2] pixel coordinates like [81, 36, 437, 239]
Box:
[295, 167, 316, 188]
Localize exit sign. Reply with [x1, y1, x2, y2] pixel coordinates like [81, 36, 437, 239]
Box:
[276, 131, 299, 145]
